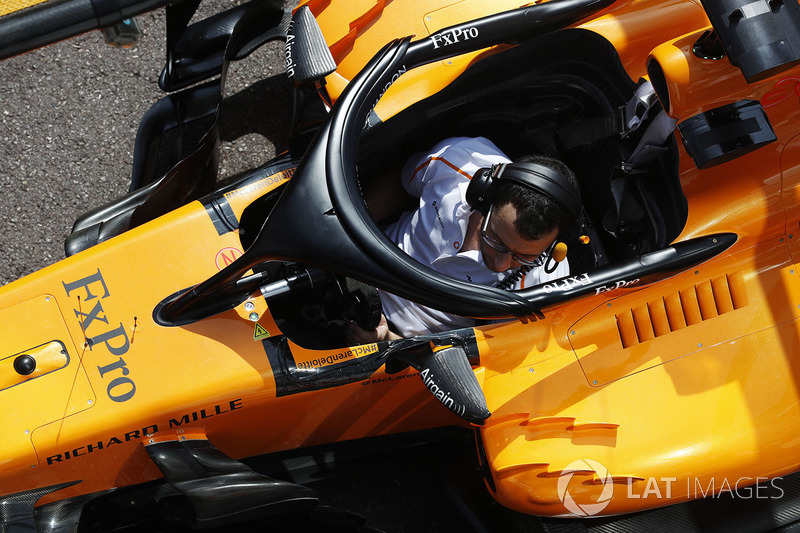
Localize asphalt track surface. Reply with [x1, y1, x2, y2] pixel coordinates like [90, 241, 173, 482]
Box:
[0, 3, 480, 532]
[0, 1, 290, 286]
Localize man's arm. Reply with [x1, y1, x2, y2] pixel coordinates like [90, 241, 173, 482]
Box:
[345, 314, 402, 344]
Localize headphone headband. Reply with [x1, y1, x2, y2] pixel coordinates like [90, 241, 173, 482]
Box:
[495, 162, 582, 219]
[467, 161, 582, 220]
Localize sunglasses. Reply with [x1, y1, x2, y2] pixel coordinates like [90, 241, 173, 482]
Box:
[480, 204, 556, 267]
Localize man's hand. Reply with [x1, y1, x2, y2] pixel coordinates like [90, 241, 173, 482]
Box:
[345, 314, 401, 344]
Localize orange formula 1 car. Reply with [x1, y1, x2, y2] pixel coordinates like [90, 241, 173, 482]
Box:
[2, 0, 800, 531]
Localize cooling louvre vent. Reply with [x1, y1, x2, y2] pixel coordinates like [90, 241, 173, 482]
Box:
[616, 273, 747, 348]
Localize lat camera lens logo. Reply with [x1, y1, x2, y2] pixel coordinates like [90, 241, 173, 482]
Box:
[557, 459, 614, 516]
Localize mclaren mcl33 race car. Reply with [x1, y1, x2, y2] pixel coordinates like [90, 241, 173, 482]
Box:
[3, 0, 800, 531]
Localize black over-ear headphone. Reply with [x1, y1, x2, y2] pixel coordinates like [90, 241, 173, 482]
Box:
[466, 162, 582, 220]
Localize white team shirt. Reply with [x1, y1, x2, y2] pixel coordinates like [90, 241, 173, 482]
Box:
[380, 136, 570, 337]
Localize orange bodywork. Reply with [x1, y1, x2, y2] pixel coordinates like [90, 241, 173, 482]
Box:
[0, 0, 49, 18]
[0, 168, 462, 504]
[296, 0, 800, 516]
[3, 0, 800, 522]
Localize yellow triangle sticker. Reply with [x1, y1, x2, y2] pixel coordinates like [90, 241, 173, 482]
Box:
[253, 323, 270, 341]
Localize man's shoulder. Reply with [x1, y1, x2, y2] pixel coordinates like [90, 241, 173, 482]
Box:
[422, 136, 511, 185]
[402, 136, 511, 196]
[430, 136, 507, 161]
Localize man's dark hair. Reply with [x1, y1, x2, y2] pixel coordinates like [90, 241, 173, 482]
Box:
[492, 155, 580, 240]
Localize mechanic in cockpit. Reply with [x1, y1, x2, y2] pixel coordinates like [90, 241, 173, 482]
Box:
[346, 136, 581, 343]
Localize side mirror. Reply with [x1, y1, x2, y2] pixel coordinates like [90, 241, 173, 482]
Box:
[699, 0, 800, 82]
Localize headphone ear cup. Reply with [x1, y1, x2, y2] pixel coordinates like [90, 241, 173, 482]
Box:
[466, 168, 495, 215]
